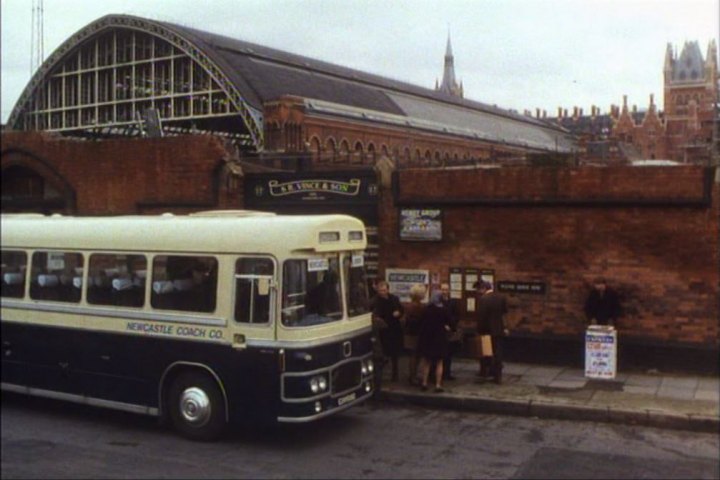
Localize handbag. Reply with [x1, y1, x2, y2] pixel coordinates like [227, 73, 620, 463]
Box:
[480, 335, 493, 357]
[470, 334, 493, 358]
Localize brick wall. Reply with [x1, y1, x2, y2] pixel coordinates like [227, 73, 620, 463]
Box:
[1, 131, 242, 214]
[380, 166, 719, 348]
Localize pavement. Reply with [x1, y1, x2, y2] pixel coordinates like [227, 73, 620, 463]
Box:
[375, 355, 720, 433]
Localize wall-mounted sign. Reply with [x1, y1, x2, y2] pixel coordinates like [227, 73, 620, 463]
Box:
[245, 172, 379, 206]
[464, 268, 479, 292]
[385, 268, 429, 303]
[399, 208, 442, 241]
[449, 267, 463, 299]
[268, 179, 361, 197]
[497, 281, 546, 295]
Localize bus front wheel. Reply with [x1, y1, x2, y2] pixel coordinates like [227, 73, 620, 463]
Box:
[168, 371, 226, 441]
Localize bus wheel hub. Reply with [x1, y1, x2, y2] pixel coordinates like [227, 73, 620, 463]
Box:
[180, 387, 211, 426]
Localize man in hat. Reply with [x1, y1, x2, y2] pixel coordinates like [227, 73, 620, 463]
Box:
[475, 280, 508, 384]
[584, 277, 621, 327]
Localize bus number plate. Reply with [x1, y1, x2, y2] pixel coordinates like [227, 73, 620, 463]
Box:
[337, 392, 356, 406]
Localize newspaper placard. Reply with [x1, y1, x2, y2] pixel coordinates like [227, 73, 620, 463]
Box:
[385, 268, 429, 303]
[585, 326, 617, 379]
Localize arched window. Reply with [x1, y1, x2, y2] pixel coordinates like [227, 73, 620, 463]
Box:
[309, 136, 322, 163]
[352, 141, 364, 164]
[325, 138, 337, 162]
[367, 143, 376, 163]
[339, 140, 350, 163]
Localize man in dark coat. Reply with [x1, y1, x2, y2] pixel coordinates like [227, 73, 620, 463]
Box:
[440, 283, 461, 381]
[370, 280, 404, 381]
[584, 277, 621, 327]
[475, 280, 508, 384]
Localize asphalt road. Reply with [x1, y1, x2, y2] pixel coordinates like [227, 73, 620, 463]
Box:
[1, 392, 718, 479]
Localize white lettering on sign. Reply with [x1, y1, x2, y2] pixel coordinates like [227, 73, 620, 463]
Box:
[352, 253, 364, 268]
[308, 258, 329, 272]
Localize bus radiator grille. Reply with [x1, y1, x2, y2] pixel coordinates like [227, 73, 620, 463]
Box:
[331, 361, 361, 395]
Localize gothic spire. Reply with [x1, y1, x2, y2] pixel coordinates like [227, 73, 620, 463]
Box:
[436, 31, 463, 98]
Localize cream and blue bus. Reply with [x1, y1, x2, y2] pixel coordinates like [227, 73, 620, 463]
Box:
[0, 211, 375, 440]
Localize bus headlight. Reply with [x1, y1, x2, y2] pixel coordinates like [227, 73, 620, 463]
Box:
[309, 375, 328, 394]
[361, 359, 374, 375]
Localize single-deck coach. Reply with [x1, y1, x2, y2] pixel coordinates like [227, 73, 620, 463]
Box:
[1, 211, 375, 440]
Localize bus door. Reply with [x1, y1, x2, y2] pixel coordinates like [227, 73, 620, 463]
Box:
[230, 257, 278, 414]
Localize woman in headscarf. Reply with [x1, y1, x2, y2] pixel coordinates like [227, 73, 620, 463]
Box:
[417, 291, 452, 392]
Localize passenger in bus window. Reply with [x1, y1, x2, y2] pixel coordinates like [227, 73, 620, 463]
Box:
[306, 270, 338, 316]
[187, 260, 217, 312]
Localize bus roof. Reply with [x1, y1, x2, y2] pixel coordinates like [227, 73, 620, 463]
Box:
[0, 211, 367, 254]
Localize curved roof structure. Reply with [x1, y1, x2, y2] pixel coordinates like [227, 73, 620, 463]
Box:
[8, 14, 575, 153]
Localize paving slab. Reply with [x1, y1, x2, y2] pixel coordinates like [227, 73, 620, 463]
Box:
[622, 385, 659, 396]
[547, 379, 587, 389]
[697, 377, 720, 391]
[694, 390, 720, 402]
[661, 376, 699, 390]
[657, 386, 696, 400]
[516, 376, 558, 387]
[504, 364, 532, 375]
[625, 374, 662, 387]
[524, 366, 563, 378]
[555, 371, 588, 382]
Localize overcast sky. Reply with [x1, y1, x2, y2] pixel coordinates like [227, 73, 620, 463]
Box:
[1, 0, 718, 124]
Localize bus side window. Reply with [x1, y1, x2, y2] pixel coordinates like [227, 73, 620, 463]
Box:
[234, 258, 274, 324]
[1, 250, 27, 299]
[151, 255, 218, 313]
[29, 251, 83, 303]
[87, 254, 147, 308]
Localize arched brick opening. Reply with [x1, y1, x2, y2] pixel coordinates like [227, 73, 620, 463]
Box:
[1, 149, 76, 214]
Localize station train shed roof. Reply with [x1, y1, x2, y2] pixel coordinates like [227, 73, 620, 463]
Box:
[8, 14, 576, 154]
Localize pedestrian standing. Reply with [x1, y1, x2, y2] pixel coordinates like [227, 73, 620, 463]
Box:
[584, 277, 622, 327]
[440, 282, 461, 381]
[417, 291, 452, 392]
[475, 281, 508, 384]
[403, 284, 426, 385]
[371, 280, 404, 382]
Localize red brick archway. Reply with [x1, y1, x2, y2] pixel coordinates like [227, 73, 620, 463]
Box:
[1, 149, 76, 214]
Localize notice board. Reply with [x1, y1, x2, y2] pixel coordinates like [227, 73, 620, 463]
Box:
[584, 326, 617, 379]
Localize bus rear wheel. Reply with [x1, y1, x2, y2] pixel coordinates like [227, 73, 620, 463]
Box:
[168, 371, 226, 441]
